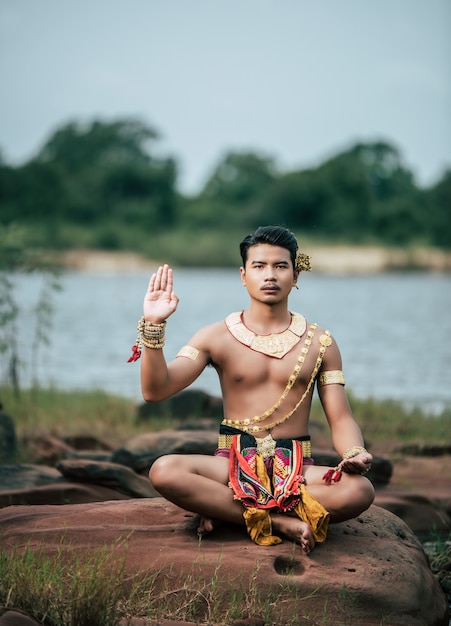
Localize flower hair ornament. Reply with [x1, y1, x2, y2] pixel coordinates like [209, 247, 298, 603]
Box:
[295, 250, 312, 272]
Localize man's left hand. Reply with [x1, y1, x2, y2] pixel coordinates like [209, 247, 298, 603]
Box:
[340, 451, 373, 475]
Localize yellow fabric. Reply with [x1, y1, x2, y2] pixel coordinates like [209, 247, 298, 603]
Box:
[243, 508, 283, 546]
[294, 485, 330, 543]
[242, 455, 282, 545]
[242, 452, 330, 546]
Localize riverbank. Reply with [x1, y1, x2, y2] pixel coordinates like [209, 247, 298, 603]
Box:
[57, 245, 451, 273]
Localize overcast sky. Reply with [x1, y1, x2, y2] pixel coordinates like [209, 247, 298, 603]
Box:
[1, 0, 450, 193]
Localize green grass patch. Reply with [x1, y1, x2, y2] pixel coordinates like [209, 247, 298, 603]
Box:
[310, 392, 450, 450]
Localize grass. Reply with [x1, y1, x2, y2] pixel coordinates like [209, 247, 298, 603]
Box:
[0, 542, 129, 626]
[310, 392, 451, 451]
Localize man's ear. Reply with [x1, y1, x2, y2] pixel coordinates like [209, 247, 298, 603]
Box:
[293, 269, 300, 287]
[240, 266, 246, 286]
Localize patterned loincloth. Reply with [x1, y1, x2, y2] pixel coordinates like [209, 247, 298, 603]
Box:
[218, 427, 330, 546]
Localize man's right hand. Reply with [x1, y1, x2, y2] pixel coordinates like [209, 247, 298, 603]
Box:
[143, 264, 179, 322]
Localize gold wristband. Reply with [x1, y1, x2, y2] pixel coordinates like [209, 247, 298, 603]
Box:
[137, 316, 166, 349]
[342, 446, 367, 460]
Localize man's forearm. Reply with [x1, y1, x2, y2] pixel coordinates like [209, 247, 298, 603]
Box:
[140, 348, 171, 401]
[331, 419, 365, 457]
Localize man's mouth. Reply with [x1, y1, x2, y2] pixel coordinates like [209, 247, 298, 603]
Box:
[262, 284, 280, 292]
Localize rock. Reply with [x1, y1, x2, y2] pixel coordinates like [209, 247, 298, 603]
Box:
[0, 607, 40, 625]
[62, 434, 113, 450]
[0, 482, 133, 507]
[0, 459, 160, 507]
[23, 434, 75, 465]
[0, 405, 16, 463]
[137, 389, 223, 421]
[63, 450, 113, 462]
[0, 464, 63, 490]
[112, 429, 218, 474]
[374, 490, 451, 535]
[56, 459, 160, 498]
[0, 500, 447, 625]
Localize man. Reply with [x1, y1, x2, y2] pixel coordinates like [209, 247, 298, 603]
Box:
[131, 225, 374, 554]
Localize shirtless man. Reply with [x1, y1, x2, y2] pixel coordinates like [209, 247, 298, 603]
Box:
[133, 225, 374, 553]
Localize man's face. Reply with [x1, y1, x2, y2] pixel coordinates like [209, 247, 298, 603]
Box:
[240, 244, 298, 303]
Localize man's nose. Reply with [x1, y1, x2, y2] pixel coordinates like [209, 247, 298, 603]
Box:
[265, 267, 276, 280]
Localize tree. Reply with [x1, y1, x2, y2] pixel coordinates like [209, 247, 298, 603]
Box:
[424, 170, 451, 247]
[201, 151, 278, 205]
[34, 118, 179, 227]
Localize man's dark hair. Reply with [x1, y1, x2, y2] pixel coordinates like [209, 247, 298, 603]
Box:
[240, 225, 298, 268]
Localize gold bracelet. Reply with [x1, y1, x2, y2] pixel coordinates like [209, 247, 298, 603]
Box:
[137, 316, 166, 349]
[342, 446, 367, 460]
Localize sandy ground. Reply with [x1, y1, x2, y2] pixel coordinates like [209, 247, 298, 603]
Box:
[58, 246, 451, 273]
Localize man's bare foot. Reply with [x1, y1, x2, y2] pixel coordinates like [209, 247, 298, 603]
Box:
[197, 516, 215, 536]
[272, 515, 315, 554]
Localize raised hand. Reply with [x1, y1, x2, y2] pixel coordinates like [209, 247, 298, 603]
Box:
[143, 264, 179, 322]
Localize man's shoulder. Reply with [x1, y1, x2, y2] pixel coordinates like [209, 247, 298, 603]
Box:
[196, 318, 228, 338]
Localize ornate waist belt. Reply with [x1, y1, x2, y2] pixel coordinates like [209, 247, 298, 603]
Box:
[217, 426, 312, 460]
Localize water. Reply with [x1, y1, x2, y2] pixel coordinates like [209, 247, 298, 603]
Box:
[5, 269, 451, 413]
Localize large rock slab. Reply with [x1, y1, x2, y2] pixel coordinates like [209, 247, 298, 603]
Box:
[0, 499, 447, 625]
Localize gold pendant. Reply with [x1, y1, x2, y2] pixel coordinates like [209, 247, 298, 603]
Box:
[225, 311, 307, 358]
[255, 433, 277, 459]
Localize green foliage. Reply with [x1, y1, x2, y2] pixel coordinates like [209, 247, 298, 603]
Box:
[1, 116, 450, 256]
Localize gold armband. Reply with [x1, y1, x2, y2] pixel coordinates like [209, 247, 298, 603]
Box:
[177, 345, 200, 361]
[318, 370, 345, 386]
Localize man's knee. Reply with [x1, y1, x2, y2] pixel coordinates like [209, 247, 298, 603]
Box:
[149, 454, 179, 491]
[348, 475, 375, 515]
[332, 474, 375, 521]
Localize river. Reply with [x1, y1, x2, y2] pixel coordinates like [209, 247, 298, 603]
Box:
[5, 269, 451, 413]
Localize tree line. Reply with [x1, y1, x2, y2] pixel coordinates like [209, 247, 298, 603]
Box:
[1, 117, 450, 265]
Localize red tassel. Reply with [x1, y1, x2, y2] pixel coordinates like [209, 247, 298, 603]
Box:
[127, 345, 142, 362]
[322, 469, 335, 485]
[322, 468, 342, 484]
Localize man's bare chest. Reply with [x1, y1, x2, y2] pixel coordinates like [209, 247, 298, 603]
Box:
[212, 332, 321, 389]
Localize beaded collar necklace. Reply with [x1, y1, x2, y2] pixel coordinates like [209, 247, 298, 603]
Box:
[225, 310, 307, 359]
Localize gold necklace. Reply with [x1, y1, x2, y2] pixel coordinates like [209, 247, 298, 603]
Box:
[222, 328, 332, 433]
[225, 311, 307, 358]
